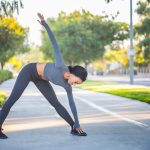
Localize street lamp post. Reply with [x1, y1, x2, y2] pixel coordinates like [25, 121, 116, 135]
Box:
[128, 0, 135, 84]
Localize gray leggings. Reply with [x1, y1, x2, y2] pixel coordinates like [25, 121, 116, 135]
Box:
[0, 63, 74, 129]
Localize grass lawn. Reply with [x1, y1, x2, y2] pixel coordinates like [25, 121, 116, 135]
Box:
[74, 80, 150, 104]
[0, 92, 7, 107]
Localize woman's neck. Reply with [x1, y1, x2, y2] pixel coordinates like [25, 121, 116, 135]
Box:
[64, 72, 70, 80]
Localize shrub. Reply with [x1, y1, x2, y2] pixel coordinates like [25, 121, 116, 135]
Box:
[0, 92, 7, 107]
[0, 69, 13, 83]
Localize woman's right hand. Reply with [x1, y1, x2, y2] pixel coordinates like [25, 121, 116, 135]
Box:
[37, 13, 45, 24]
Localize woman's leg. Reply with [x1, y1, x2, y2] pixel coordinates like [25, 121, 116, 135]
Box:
[0, 64, 32, 127]
[33, 79, 74, 129]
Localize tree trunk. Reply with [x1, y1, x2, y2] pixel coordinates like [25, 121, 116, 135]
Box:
[1, 62, 4, 70]
[84, 60, 89, 70]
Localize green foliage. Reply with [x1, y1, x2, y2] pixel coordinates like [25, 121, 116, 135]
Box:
[136, 0, 150, 16]
[8, 55, 23, 71]
[40, 10, 129, 67]
[104, 48, 129, 67]
[14, 46, 45, 65]
[74, 80, 118, 88]
[7, 46, 45, 71]
[134, 45, 145, 65]
[0, 0, 23, 17]
[0, 17, 29, 68]
[136, 17, 150, 35]
[0, 92, 7, 107]
[135, 0, 150, 65]
[75, 80, 150, 104]
[40, 21, 54, 62]
[102, 88, 150, 104]
[0, 69, 13, 83]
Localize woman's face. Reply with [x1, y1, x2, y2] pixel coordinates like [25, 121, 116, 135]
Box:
[68, 74, 83, 85]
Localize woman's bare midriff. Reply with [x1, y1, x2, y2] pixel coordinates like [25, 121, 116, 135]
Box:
[36, 63, 47, 80]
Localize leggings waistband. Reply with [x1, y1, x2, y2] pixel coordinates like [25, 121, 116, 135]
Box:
[24, 63, 41, 81]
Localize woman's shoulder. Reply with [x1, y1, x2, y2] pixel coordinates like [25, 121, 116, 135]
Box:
[55, 63, 68, 70]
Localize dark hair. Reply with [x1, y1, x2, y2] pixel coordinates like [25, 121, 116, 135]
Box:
[68, 65, 88, 81]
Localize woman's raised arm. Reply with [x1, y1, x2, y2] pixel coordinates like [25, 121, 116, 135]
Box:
[37, 13, 65, 66]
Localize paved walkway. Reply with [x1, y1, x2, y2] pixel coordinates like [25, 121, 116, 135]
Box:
[0, 79, 150, 150]
[88, 74, 150, 86]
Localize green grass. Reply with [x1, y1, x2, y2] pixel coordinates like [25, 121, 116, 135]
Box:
[0, 69, 12, 107]
[0, 69, 13, 83]
[74, 80, 150, 104]
[75, 80, 119, 87]
[0, 92, 7, 107]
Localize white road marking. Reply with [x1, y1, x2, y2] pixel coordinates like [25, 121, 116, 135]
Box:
[75, 96, 150, 130]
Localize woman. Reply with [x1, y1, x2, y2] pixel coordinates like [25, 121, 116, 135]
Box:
[0, 13, 87, 139]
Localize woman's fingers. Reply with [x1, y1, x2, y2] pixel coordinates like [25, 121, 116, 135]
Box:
[37, 20, 41, 24]
[80, 129, 84, 133]
[37, 13, 41, 18]
[72, 127, 87, 136]
[37, 13, 44, 20]
[76, 128, 81, 133]
[76, 127, 84, 134]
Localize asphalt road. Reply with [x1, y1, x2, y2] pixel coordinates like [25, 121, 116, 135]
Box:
[0, 79, 150, 150]
[88, 75, 150, 86]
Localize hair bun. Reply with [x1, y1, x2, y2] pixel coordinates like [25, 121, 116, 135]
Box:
[68, 66, 73, 72]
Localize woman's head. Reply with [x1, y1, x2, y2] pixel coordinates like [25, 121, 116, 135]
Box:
[67, 65, 88, 85]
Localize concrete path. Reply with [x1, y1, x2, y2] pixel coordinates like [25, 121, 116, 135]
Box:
[0, 79, 150, 150]
[88, 74, 150, 86]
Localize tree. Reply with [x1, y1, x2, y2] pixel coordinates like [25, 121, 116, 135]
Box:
[0, 0, 26, 69]
[0, 17, 28, 69]
[104, 48, 129, 67]
[9, 46, 45, 70]
[0, 0, 23, 17]
[105, 0, 113, 3]
[40, 10, 129, 69]
[135, 0, 150, 65]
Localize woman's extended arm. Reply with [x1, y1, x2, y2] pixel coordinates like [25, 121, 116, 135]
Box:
[65, 86, 80, 128]
[37, 13, 65, 66]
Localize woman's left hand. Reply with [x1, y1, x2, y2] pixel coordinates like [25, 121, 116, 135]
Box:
[72, 127, 87, 136]
[75, 127, 85, 134]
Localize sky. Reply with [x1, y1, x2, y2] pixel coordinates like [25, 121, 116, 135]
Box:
[14, 0, 139, 46]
